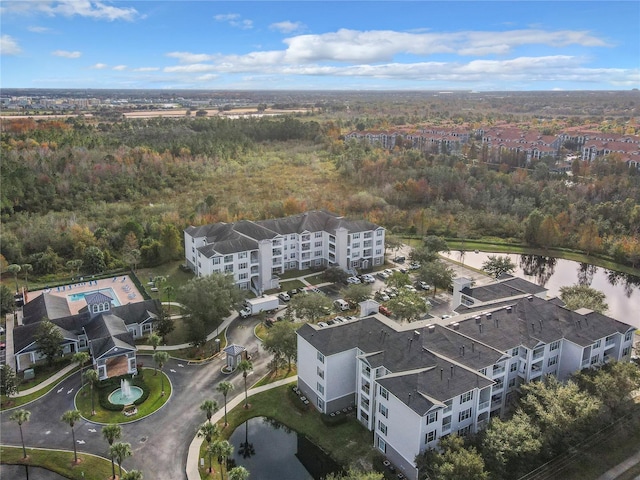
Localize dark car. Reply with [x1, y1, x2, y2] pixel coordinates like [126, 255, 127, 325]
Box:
[393, 256, 406, 263]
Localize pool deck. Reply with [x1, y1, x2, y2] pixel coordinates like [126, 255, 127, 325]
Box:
[24, 275, 143, 315]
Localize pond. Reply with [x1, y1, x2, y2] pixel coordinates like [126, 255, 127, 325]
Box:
[442, 251, 640, 328]
[228, 417, 342, 480]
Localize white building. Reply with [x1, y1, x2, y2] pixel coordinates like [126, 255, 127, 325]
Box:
[296, 295, 635, 480]
[184, 210, 385, 294]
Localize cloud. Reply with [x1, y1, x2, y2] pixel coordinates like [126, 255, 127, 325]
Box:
[166, 51, 216, 64]
[214, 12, 252, 29]
[0, 34, 21, 55]
[164, 64, 217, 73]
[269, 21, 305, 34]
[4, 0, 139, 21]
[112, 64, 127, 71]
[133, 66, 159, 72]
[90, 63, 108, 69]
[28, 25, 53, 33]
[52, 49, 81, 58]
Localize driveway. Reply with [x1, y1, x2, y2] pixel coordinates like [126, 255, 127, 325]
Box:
[0, 315, 272, 480]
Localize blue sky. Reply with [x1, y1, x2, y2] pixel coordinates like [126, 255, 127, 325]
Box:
[1, 1, 639, 90]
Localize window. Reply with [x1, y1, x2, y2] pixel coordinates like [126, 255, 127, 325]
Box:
[377, 437, 386, 453]
[460, 391, 473, 403]
[315, 232, 322, 238]
[352, 242, 360, 249]
[317, 383, 324, 395]
[317, 352, 324, 363]
[625, 331, 633, 342]
[510, 362, 518, 372]
[594, 339, 601, 349]
[508, 378, 516, 388]
[352, 233, 360, 239]
[548, 356, 558, 367]
[238, 262, 248, 269]
[317, 398, 324, 410]
[623, 346, 631, 356]
[426, 431, 437, 443]
[238, 252, 247, 259]
[239, 273, 248, 280]
[317, 367, 324, 379]
[458, 408, 472, 422]
[377, 230, 383, 236]
[315, 241, 322, 248]
[213, 257, 221, 265]
[379, 403, 388, 418]
[315, 250, 322, 257]
[591, 354, 600, 365]
[426, 411, 438, 424]
[377, 420, 387, 435]
[458, 425, 472, 437]
[512, 347, 519, 356]
[380, 387, 389, 400]
[375, 249, 382, 255]
[224, 255, 233, 263]
[550, 340, 560, 351]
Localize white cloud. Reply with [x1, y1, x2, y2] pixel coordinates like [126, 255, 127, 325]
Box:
[164, 64, 217, 73]
[196, 74, 219, 81]
[269, 21, 304, 34]
[52, 49, 81, 58]
[133, 66, 159, 72]
[112, 64, 127, 71]
[166, 51, 216, 64]
[28, 25, 52, 33]
[0, 34, 21, 55]
[4, 1, 139, 21]
[90, 63, 108, 69]
[214, 12, 252, 29]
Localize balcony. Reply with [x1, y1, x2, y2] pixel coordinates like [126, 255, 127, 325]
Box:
[582, 358, 590, 368]
[362, 383, 370, 395]
[532, 350, 544, 360]
[492, 365, 505, 376]
[478, 400, 490, 410]
[442, 422, 452, 434]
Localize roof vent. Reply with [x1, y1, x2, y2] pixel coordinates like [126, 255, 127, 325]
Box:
[414, 330, 421, 337]
[475, 316, 482, 324]
[527, 295, 533, 302]
[428, 325, 436, 333]
[486, 312, 492, 319]
[506, 306, 512, 313]
[452, 323, 460, 330]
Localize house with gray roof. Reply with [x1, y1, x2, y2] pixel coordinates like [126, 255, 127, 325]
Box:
[296, 295, 635, 480]
[14, 292, 161, 379]
[184, 210, 385, 294]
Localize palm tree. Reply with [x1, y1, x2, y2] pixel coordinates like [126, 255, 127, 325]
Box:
[84, 368, 99, 415]
[237, 359, 253, 409]
[9, 409, 31, 459]
[110, 442, 132, 478]
[210, 439, 233, 479]
[200, 399, 219, 423]
[197, 421, 219, 445]
[153, 350, 170, 395]
[147, 333, 161, 352]
[216, 381, 234, 426]
[72, 351, 90, 388]
[7, 264, 21, 292]
[20, 264, 33, 291]
[164, 285, 175, 316]
[121, 470, 144, 480]
[228, 465, 250, 480]
[61, 410, 82, 463]
[102, 424, 122, 480]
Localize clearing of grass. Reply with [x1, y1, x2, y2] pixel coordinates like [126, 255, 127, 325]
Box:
[1, 446, 113, 480]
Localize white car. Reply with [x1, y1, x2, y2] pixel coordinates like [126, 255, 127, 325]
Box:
[362, 274, 375, 284]
[376, 291, 390, 301]
[347, 276, 361, 284]
[278, 292, 291, 302]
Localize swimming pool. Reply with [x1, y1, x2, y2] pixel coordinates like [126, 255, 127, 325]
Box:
[67, 287, 121, 306]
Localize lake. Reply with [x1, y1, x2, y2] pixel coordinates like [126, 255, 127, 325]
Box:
[228, 417, 342, 480]
[442, 251, 640, 328]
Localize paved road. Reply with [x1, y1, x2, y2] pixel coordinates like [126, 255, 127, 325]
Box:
[0, 315, 272, 480]
[0, 464, 67, 479]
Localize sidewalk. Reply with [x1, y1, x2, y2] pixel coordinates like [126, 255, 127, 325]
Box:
[596, 449, 640, 480]
[185, 375, 297, 480]
[13, 363, 77, 398]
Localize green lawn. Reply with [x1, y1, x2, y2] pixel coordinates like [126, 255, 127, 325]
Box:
[1, 364, 79, 411]
[75, 369, 171, 423]
[1, 446, 113, 480]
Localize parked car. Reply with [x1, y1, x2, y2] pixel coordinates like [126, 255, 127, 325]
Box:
[278, 292, 291, 302]
[334, 299, 350, 311]
[393, 256, 406, 263]
[333, 316, 348, 323]
[318, 322, 329, 328]
[378, 305, 392, 316]
[409, 262, 421, 270]
[404, 285, 417, 292]
[346, 276, 361, 284]
[375, 291, 390, 302]
[288, 289, 299, 297]
[377, 271, 390, 280]
[418, 281, 431, 291]
[361, 274, 375, 284]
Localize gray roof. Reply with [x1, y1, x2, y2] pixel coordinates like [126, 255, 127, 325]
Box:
[22, 293, 71, 324]
[84, 291, 114, 304]
[450, 296, 633, 351]
[85, 313, 135, 358]
[460, 276, 547, 303]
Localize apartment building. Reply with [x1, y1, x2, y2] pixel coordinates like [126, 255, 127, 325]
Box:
[184, 210, 385, 294]
[296, 295, 635, 480]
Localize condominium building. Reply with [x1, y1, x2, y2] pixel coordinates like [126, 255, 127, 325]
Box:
[184, 210, 385, 294]
[296, 295, 635, 480]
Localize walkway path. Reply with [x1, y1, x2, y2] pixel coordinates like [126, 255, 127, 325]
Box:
[596, 450, 640, 480]
[185, 375, 297, 480]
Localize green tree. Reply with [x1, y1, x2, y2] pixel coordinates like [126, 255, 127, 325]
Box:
[72, 351, 90, 388]
[419, 261, 454, 297]
[20, 263, 33, 291]
[210, 439, 233, 479]
[341, 283, 373, 306]
[228, 466, 250, 480]
[200, 399, 219, 423]
[386, 271, 411, 289]
[287, 292, 333, 323]
[1, 364, 20, 397]
[66, 259, 83, 278]
[7, 264, 21, 292]
[198, 421, 220, 445]
[155, 310, 175, 343]
[84, 368, 99, 416]
[160, 223, 183, 261]
[559, 285, 608, 313]
[153, 350, 170, 395]
[102, 423, 122, 480]
[147, 332, 162, 352]
[524, 210, 544, 246]
[423, 235, 449, 255]
[238, 359, 253, 409]
[216, 381, 234, 427]
[164, 285, 175, 315]
[10, 408, 31, 459]
[83, 246, 106, 274]
[263, 321, 298, 371]
[60, 410, 82, 463]
[325, 469, 384, 480]
[481, 255, 516, 278]
[35, 319, 64, 366]
[418, 435, 488, 480]
[0, 284, 16, 315]
[110, 442, 133, 478]
[322, 266, 350, 284]
[122, 470, 144, 480]
[385, 234, 403, 257]
[386, 291, 430, 322]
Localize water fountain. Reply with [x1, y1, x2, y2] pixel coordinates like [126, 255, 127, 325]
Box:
[108, 378, 143, 405]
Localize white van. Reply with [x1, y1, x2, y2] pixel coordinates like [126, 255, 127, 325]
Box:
[334, 299, 350, 311]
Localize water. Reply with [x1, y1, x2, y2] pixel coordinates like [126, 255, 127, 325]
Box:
[228, 417, 342, 480]
[67, 287, 121, 306]
[108, 379, 143, 405]
[443, 251, 640, 328]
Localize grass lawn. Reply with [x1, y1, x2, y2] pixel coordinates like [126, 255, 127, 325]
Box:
[168, 331, 227, 360]
[253, 365, 297, 388]
[135, 260, 195, 302]
[1, 364, 79, 411]
[1, 446, 113, 480]
[280, 279, 307, 291]
[198, 384, 375, 480]
[75, 369, 171, 423]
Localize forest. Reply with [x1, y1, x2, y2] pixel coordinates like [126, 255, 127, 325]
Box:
[1, 99, 639, 284]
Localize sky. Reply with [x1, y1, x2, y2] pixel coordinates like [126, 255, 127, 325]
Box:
[1, 1, 639, 91]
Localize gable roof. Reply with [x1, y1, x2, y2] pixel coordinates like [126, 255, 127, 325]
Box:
[22, 293, 71, 324]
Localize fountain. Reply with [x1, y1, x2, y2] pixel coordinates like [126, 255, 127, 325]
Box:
[108, 378, 143, 405]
